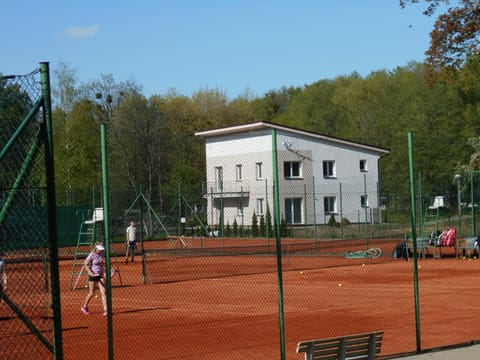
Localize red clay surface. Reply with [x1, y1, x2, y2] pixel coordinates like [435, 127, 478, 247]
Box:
[54, 241, 480, 360]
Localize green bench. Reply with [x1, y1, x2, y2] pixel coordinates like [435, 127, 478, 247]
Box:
[405, 237, 430, 259]
[456, 237, 478, 259]
[296, 331, 383, 360]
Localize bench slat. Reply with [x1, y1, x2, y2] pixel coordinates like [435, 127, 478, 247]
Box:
[296, 331, 383, 360]
[456, 237, 478, 258]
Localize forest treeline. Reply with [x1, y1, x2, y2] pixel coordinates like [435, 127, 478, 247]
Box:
[44, 56, 480, 215]
[3, 1, 479, 218]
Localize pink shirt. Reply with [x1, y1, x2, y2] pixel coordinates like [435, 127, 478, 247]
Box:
[86, 251, 104, 277]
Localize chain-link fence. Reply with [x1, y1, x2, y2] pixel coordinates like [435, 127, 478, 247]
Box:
[4, 69, 480, 359]
[0, 64, 62, 359]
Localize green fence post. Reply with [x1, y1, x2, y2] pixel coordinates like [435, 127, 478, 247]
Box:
[271, 129, 286, 360]
[100, 122, 114, 360]
[40, 62, 64, 360]
[408, 131, 422, 353]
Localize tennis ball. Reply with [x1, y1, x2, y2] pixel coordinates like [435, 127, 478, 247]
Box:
[299, 271, 304, 275]
[362, 264, 365, 267]
[418, 266, 421, 269]
[84, 284, 88, 288]
[338, 283, 343, 287]
[95, 295, 99, 299]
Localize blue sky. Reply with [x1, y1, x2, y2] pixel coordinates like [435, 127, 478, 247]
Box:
[1, 1, 451, 99]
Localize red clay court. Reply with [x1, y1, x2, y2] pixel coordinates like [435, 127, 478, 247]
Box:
[54, 239, 480, 360]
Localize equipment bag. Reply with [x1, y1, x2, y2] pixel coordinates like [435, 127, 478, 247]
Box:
[392, 242, 408, 259]
[440, 227, 456, 247]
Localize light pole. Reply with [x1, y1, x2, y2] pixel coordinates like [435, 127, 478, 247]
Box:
[454, 174, 461, 235]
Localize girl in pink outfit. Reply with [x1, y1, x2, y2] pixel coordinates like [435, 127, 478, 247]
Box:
[81, 243, 107, 315]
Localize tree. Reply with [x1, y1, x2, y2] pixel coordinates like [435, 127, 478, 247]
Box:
[54, 99, 101, 204]
[52, 60, 79, 112]
[232, 218, 238, 237]
[265, 204, 273, 238]
[251, 211, 259, 237]
[259, 215, 265, 238]
[277, 80, 339, 135]
[0, 78, 33, 148]
[151, 91, 206, 213]
[110, 93, 161, 197]
[0, 77, 36, 191]
[225, 222, 232, 237]
[262, 86, 301, 121]
[400, 1, 480, 78]
[280, 217, 288, 237]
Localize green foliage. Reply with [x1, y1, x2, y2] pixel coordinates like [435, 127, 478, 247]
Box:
[327, 214, 339, 227]
[251, 211, 259, 237]
[259, 215, 265, 238]
[280, 217, 288, 237]
[0, 79, 38, 191]
[54, 99, 101, 205]
[265, 204, 273, 238]
[46, 58, 480, 225]
[401, 1, 479, 80]
[232, 218, 238, 237]
[225, 222, 232, 237]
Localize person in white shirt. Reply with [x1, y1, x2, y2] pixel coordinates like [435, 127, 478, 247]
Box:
[125, 220, 137, 264]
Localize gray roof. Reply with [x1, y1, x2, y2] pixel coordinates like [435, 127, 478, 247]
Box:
[195, 121, 390, 155]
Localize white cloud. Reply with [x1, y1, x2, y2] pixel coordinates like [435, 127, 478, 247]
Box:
[63, 24, 99, 39]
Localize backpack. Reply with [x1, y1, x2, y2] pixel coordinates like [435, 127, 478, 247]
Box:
[429, 230, 441, 246]
[392, 242, 408, 259]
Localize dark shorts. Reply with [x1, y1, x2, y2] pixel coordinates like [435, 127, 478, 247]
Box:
[127, 241, 137, 252]
[88, 275, 103, 282]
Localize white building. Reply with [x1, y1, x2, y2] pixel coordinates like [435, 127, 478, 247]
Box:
[195, 122, 389, 228]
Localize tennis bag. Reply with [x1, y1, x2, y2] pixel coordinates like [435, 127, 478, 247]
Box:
[440, 227, 456, 247]
[392, 242, 408, 259]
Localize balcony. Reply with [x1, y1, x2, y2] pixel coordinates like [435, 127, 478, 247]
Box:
[203, 180, 250, 198]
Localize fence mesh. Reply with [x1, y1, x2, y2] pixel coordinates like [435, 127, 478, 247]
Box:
[0, 68, 57, 359]
[54, 122, 480, 359]
[4, 70, 480, 358]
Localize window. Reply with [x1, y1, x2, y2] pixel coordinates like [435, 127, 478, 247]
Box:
[285, 198, 302, 224]
[256, 198, 264, 215]
[323, 160, 335, 178]
[215, 166, 223, 191]
[236, 164, 243, 181]
[360, 159, 367, 172]
[284, 161, 301, 179]
[361, 195, 368, 208]
[324, 196, 336, 214]
[256, 162, 263, 180]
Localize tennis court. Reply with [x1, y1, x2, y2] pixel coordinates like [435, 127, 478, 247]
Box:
[53, 239, 480, 359]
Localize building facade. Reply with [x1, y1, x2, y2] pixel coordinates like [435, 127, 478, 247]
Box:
[195, 122, 389, 229]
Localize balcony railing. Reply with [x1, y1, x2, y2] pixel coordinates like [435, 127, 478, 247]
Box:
[203, 180, 250, 198]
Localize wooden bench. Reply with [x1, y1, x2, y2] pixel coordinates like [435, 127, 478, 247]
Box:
[296, 331, 383, 360]
[456, 237, 478, 259]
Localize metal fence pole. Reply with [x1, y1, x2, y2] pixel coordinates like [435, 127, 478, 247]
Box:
[100, 122, 114, 360]
[408, 131, 422, 353]
[271, 129, 286, 360]
[40, 61, 64, 360]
